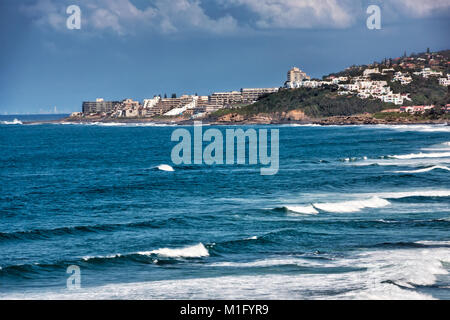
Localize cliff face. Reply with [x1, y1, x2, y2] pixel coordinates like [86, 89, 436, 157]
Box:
[216, 109, 307, 124]
[283, 109, 306, 121]
[214, 111, 448, 125]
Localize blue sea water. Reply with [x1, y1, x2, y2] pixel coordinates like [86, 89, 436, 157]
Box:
[0, 121, 449, 299]
[0, 114, 70, 124]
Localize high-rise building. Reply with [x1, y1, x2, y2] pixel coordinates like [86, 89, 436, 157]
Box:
[82, 98, 119, 114]
[209, 91, 243, 106]
[241, 88, 279, 102]
[287, 67, 310, 83]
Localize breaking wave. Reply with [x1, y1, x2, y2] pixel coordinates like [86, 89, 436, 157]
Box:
[5, 243, 449, 300]
[389, 152, 450, 159]
[394, 165, 450, 174]
[156, 164, 174, 172]
[379, 190, 450, 199]
[281, 205, 319, 215]
[137, 243, 209, 258]
[1, 119, 22, 125]
[313, 197, 390, 213]
[81, 243, 210, 263]
[378, 124, 450, 133]
[274, 190, 450, 215]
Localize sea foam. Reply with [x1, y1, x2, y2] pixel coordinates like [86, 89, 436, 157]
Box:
[378, 124, 450, 133]
[138, 243, 209, 258]
[394, 165, 450, 173]
[283, 205, 319, 215]
[7, 245, 448, 300]
[157, 164, 174, 172]
[312, 196, 390, 213]
[1, 119, 22, 125]
[389, 152, 450, 159]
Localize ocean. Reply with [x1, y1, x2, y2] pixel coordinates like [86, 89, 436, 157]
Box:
[0, 118, 449, 299]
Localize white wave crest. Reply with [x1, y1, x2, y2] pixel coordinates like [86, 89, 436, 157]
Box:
[209, 257, 324, 268]
[378, 124, 450, 133]
[138, 243, 209, 258]
[380, 190, 450, 199]
[1, 119, 22, 125]
[390, 152, 450, 159]
[8, 246, 448, 300]
[415, 240, 450, 246]
[157, 164, 174, 172]
[82, 254, 122, 261]
[281, 124, 322, 127]
[394, 165, 450, 173]
[313, 197, 390, 213]
[284, 205, 319, 215]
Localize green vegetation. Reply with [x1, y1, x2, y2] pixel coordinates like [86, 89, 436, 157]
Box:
[211, 86, 393, 119]
[209, 48, 449, 120]
[389, 76, 448, 106]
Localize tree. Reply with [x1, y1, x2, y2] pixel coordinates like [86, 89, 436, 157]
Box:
[164, 93, 167, 99]
[171, 93, 177, 98]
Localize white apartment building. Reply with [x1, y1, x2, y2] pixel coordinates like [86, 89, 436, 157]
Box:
[241, 88, 279, 102]
[414, 68, 443, 78]
[439, 75, 450, 86]
[382, 93, 411, 105]
[381, 68, 395, 74]
[363, 68, 380, 77]
[393, 71, 413, 85]
[143, 96, 161, 109]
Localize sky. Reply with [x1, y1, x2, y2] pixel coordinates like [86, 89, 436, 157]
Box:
[1, 0, 449, 114]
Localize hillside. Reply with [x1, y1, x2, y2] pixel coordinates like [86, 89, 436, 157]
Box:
[211, 85, 393, 119]
[209, 49, 449, 121]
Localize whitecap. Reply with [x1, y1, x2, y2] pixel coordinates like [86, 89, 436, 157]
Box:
[208, 258, 324, 268]
[82, 253, 122, 261]
[414, 240, 450, 246]
[1, 119, 22, 125]
[380, 190, 450, 199]
[352, 158, 450, 167]
[284, 205, 319, 215]
[313, 196, 390, 213]
[137, 243, 209, 258]
[7, 246, 448, 300]
[389, 152, 450, 159]
[376, 124, 450, 133]
[156, 164, 174, 172]
[394, 165, 450, 173]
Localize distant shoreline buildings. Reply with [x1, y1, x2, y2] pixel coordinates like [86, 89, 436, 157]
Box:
[80, 87, 280, 119]
[76, 50, 449, 119]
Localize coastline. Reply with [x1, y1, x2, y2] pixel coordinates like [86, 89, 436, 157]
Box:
[22, 114, 449, 126]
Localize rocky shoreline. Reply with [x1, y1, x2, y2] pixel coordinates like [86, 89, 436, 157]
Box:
[23, 113, 448, 126]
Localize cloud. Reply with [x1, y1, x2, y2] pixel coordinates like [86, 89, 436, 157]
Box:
[388, 0, 450, 17]
[20, 0, 66, 29]
[20, 0, 450, 35]
[21, 0, 238, 35]
[223, 0, 357, 29]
